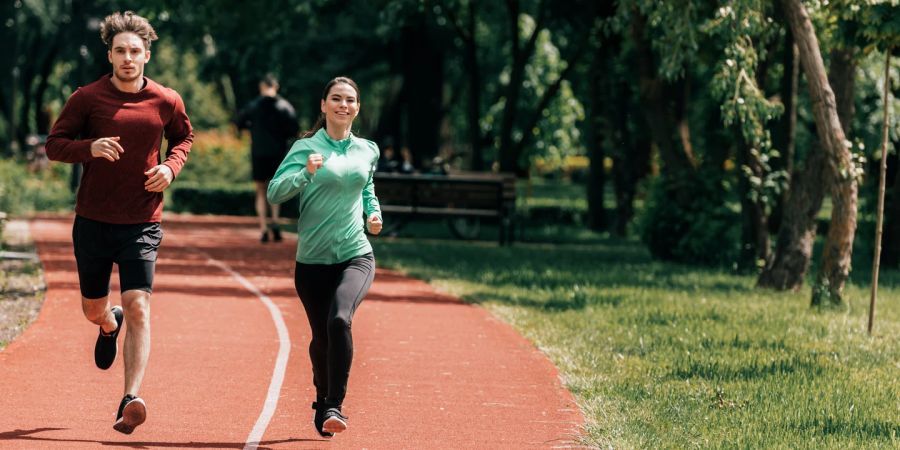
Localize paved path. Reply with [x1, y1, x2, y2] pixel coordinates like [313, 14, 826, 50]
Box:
[0, 214, 584, 449]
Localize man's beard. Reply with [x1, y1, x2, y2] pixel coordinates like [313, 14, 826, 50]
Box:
[114, 69, 141, 83]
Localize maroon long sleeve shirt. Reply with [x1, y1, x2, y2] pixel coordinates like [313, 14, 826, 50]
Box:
[46, 74, 193, 224]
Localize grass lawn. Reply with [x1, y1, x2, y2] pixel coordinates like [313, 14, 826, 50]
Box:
[371, 229, 900, 449]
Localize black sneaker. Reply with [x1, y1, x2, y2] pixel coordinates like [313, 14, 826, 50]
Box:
[322, 406, 348, 434]
[113, 395, 147, 434]
[311, 401, 334, 438]
[94, 306, 124, 370]
[271, 226, 283, 242]
[260, 230, 270, 243]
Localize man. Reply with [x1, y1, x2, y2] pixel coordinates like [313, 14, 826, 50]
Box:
[235, 74, 299, 243]
[45, 11, 192, 434]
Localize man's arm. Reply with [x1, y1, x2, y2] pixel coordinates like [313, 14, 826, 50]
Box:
[234, 99, 253, 130]
[45, 89, 94, 163]
[146, 91, 193, 192]
[161, 91, 193, 179]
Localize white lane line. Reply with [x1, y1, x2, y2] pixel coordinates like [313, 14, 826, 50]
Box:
[206, 258, 291, 450]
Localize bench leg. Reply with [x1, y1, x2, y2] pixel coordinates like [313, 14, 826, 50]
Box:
[499, 217, 513, 246]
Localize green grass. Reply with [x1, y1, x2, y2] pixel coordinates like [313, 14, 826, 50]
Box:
[371, 233, 900, 449]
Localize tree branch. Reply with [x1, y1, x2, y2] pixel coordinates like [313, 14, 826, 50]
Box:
[512, 27, 593, 157]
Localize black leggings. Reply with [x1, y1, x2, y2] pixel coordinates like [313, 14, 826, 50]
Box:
[294, 253, 375, 405]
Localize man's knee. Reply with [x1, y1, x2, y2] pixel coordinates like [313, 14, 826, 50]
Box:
[122, 290, 151, 327]
[81, 296, 109, 322]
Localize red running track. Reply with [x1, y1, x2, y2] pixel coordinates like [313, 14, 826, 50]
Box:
[0, 214, 584, 449]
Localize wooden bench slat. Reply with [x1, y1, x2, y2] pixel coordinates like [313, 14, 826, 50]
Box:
[373, 172, 516, 244]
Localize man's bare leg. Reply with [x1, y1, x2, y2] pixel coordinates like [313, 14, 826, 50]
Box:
[112, 289, 150, 434]
[271, 200, 282, 241]
[255, 181, 269, 239]
[82, 295, 118, 333]
[271, 202, 281, 226]
[121, 289, 151, 396]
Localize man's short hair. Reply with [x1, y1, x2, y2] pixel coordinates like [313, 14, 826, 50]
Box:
[261, 74, 279, 88]
[100, 11, 158, 50]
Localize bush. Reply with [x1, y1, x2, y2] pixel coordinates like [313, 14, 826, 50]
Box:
[522, 204, 585, 226]
[638, 170, 741, 266]
[0, 158, 73, 215]
[170, 182, 299, 218]
[176, 130, 252, 185]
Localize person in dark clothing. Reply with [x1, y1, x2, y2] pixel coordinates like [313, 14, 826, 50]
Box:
[375, 141, 398, 173]
[235, 74, 299, 242]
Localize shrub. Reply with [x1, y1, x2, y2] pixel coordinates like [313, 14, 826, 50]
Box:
[170, 182, 299, 218]
[638, 170, 741, 266]
[175, 130, 252, 185]
[0, 159, 73, 215]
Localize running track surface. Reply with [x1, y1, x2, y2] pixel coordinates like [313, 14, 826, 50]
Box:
[0, 214, 584, 449]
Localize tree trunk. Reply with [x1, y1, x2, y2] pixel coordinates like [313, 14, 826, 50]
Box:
[462, 2, 484, 171]
[769, 33, 799, 234]
[759, 11, 856, 290]
[401, 20, 444, 169]
[868, 50, 892, 335]
[881, 133, 900, 265]
[586, 38, 608, 231]
[781, 0, 858, 306]
[608, 45, 649, 236]
[498, 0, 535, 174]
[758, 148, 828, 289]
[629, 12, 694, 177]
[829, 48, 856, 133]
[738, 132, 771, 270]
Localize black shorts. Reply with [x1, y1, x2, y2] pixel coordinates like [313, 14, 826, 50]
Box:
[72, 215, 162, 299]
[252, 155, 283, 181]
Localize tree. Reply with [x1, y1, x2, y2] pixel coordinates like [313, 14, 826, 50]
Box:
[758, 19, 856, 291]
[781, 0, 859, 306]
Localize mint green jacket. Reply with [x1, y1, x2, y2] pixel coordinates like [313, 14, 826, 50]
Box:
[267, 128, 381, 264]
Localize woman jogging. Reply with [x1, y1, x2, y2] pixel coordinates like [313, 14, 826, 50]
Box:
[267, 76, 382, 438]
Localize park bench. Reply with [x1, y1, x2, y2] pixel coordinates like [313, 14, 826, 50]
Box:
[373, 172, 517, 245]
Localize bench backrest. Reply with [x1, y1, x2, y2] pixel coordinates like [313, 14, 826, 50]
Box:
[374, 173, 516, 212]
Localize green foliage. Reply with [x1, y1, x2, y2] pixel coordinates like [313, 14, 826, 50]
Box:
[476, 8, 588, 169]
[0, 159, 72, 215]
[169, 183, 301, 218]
[521, 25, 586, 168]
[372, 236, 900, 449]
[612, 0, 704, 80]
[827, 0, 900, 53]
[148, 43, 231, 130]
[169, 182, 255, 216]
[639, 171, 741, 266]
[518, 177, 588, 226]
[168, 129, 265, 215]
[852, 50, 900, 217]
[174, 130, 251, 185]
[706, 2, 787, 209]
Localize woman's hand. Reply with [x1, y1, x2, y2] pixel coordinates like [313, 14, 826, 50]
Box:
[307, 153, 324, 175]
[367, 215, 383, 235]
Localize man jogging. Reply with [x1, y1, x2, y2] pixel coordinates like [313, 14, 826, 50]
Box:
[235, 73, 299, 243]
[45, 11, 192, 434]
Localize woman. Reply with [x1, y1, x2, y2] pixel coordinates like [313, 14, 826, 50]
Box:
[267, 76, 382, 437]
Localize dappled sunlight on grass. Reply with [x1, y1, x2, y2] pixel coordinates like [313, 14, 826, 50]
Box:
[373, 234, 900, 449]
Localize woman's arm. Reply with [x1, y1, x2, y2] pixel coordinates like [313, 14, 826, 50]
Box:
[267, 143, 314, 204]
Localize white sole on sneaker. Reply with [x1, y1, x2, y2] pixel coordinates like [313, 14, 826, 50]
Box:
[322, 416, 347, 434]
[113, 398, 147, 434]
